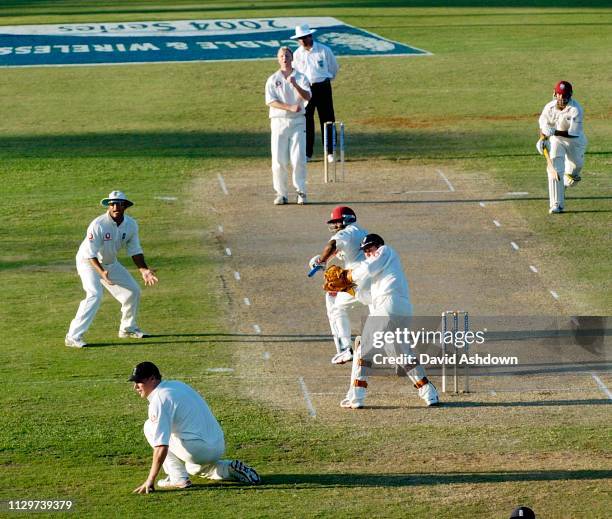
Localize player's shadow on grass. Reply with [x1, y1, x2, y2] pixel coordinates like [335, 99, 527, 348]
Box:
[84, 333, 334, 347]
[440, 398, 611, 408]
[205, 469, 612, 490]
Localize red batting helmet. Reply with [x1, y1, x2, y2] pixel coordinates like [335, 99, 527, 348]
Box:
[327, 206, 357, 226]
[554, 81, 572, 99]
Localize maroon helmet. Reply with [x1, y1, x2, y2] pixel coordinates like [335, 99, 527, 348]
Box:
[554, 80, 572, 100]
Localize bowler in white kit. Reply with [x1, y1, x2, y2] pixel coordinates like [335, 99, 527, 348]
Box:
[265, 46, 311, 205]
[65, 191, 158, 347]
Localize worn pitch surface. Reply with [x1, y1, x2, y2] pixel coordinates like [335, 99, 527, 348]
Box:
[193, 160, 609, 422]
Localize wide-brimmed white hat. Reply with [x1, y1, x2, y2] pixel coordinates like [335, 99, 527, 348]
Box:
[290, 23, 316, 40]
[101, 190, 134, 207]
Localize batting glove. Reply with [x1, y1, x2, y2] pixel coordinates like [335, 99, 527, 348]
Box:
[541, 127, 555, 138]
[309, 255, 325, 270]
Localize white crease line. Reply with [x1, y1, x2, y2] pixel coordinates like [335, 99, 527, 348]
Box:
[591, 373, 612, 400]
[206, 368, 234, 373]
[253, 324, 261, 334]
[550, 290, 559, 300]
[493, 220, 501, 227]
[436, 169, 455, 192]
[217, 225, 223, 234]
[225, 247, 232, 256]
[243, 297, 251, 306]
[510, 241, 519, 251]
[154, 196, 177, 201]
[529, 265, 539, 273]
[234, 271, 241, 281]
[298, 376, 317, 418]
[479, 202, 486, 208]
[262, 351, 270, 361]
[506, 192, 529, 196]
[217, 173, 229, 195]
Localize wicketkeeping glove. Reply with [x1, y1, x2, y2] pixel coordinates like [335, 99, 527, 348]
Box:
[323, 265, 355, 296]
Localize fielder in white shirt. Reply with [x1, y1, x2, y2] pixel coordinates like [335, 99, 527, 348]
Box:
[130, 362, 260, 493]
[265, 46, 311, 205]
[536, 80, 587, 214]
[65, 191, 158, 348]
[308, 206, 369, 364]
[291, 23, 339, 161]
[339, 234, 440, 409]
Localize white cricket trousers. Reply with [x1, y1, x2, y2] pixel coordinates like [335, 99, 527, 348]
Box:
[270, 116, 307, 198]
[67, 259, 140, 339]
[144, 420, 233, 482]
[325, 291, 361, 353]
[548, 135, 587, 209]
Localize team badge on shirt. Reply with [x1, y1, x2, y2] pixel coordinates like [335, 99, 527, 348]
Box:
[275, 80, 282, 88]
[88, 232, 93, 240]
[104, 232, 111, 241]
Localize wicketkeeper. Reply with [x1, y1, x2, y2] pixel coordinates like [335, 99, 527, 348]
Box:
[323, 234, 440, 409]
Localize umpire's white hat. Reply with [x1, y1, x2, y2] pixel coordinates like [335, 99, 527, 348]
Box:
[101, 190, 134, 207]
[290, 23, 316, 40]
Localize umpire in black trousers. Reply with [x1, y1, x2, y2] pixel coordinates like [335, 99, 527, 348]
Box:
[291, 23, 340, 160]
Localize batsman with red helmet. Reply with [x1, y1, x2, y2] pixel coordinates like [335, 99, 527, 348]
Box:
[536, 80, 588, 214]
[308, 206, 369, 365]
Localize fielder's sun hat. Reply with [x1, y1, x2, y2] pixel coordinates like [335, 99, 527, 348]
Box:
[101, 190, 134, 208]
[128, 361, 161, 382]
[509, 506, 535, 519]
[290, 23, 316, 40]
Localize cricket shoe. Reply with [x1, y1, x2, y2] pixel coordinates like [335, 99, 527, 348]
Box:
[65, 335, 87, 348]
[419, 382, 440, 407]
[118, 327, 150, 339]
[327, 154, 335, 163]
[340, 397, 364, 409]
[229, 460, 261, 484]
[331, 348, 353, 365]
[274, 196, 288, 205]
[156, 477, 193, 490]
[297, 192, 307, 205]
[549, 205, 563, 214]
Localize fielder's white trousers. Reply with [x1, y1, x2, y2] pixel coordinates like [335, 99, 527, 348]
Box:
[67, 259, 140, 339]
[548, 135, 587, 209]
[368, 295, 413, 317]
[144, 420, 233, 482]
[270, 116, 307, 198]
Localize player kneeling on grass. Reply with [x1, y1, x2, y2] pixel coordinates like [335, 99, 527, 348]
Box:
[130, 362, 260, 493]
[323, 234, 440, 409]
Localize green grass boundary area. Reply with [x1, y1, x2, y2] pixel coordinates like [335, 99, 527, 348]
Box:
[0, 2, 610, 518]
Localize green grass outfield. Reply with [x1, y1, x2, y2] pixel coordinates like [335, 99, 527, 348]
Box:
[1, 1, 611, 517]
